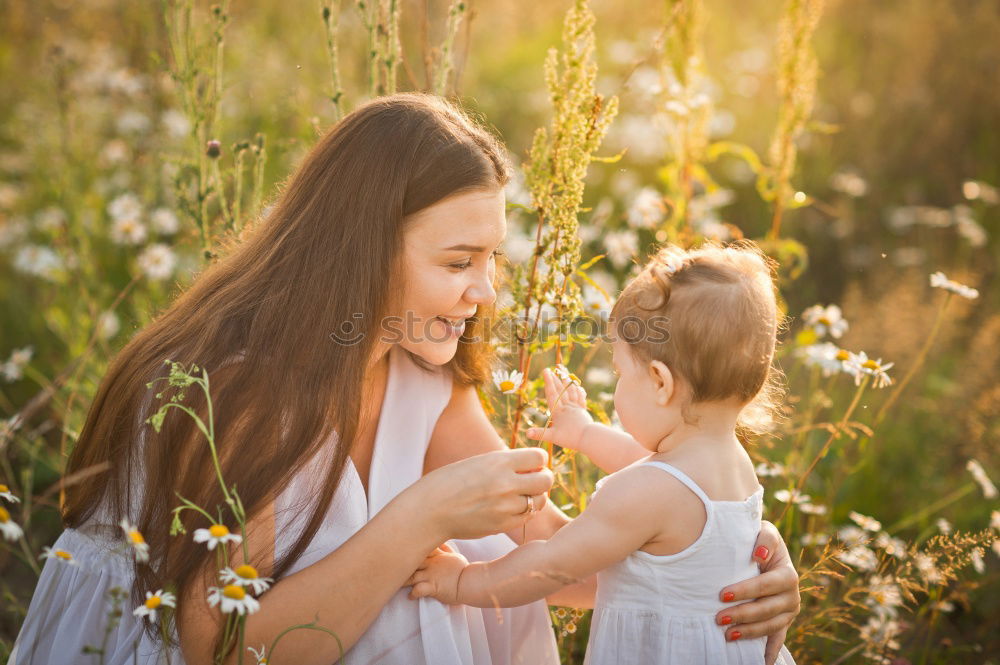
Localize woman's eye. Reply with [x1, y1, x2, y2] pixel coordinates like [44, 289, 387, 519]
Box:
[449, 249, 505, 271]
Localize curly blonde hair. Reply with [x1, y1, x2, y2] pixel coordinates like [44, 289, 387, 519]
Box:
[609, 239, 785, 436]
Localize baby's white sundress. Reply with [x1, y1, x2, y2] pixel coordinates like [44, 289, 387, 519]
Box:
[583, 460, 794, 665]
[8, 344, 560, 665]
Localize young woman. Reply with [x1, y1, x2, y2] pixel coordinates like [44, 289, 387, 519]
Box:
[10, 93, 799, 665]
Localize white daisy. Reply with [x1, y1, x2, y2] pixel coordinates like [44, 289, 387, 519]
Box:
[13, 244, 64, 280]
[208, 584, 261, 615]
[161, 109, 191, 139]
[0, 505, 24, 541]
[39, 546, 76, 565]
[137, 243, 177, 281]
[219, 564, 273, 595]
[110, 216, 148, 245]
[150, 208, 180, 235]
[830, 171, 868, 198]
[802, 304, 849, 339]
[194, 523, 243, 551]
[35, 206, 67, 231]
[796, 342, 845, 377]
[838, 545, 878, 571]
[800, 533, 829, 546]
[604, 230, 638, 269]
[966, 459, 998, 499]
[247, 645, 268, 664]
[929, 271, 979, 300]
[849, 511, 882, 532]
[971, 549, 985, 574]
[913, 552, 943, 584]
[837, 525, 868, 547]
[625, 187, 665, 229]
[492, 369, 524, 395]
[0, 484, 19, 503]
[774, 488, 811, 504]
[97, 311, 120, 340]
[875, 532, 907, 559]
[800, 502, 828, 515]
[866, 575, 904, 619]
[551, 364, 582, 386]
[133, 589, 177, 622]
[754, 462, 786, 478]
[108, 193, 142, 221]
[119, 518, 151, 563]
[843, 351, 894, 388]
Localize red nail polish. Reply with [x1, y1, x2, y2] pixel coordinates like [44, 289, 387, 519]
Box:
[730, 630, 742, 641]
[720, 615, 732, 625]
[722, 591, 735, 602]
[755, 545, 769, 560]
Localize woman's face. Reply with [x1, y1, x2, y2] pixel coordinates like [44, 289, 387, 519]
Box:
[392, 187, 506, 366]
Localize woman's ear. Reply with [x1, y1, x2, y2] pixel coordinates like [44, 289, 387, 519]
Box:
[648, 360, 674, 406]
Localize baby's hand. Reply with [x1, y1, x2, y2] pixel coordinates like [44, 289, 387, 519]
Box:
[525, 366, 593, 452]
[406, 542, 470, 605]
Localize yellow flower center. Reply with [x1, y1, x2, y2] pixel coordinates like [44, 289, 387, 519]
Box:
[56, 550, 72, 561]
[836, 350, 850, 361]
[209, 524, 230, 538]
[862, 360, 880, 370]
[235, 564, 258, 580]
[818, 317, 831, 326]
[0, 484, 9, 493]
[145, 595, 162, 609]
[222, 584, 246, 600]
[499, 380, 514, 392]
[129, 529, 145, 545]
[0, 506, 9, 522]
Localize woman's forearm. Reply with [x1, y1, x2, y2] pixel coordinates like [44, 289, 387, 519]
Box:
[578, 423, 649, 474]
[221, 488, 445, 665]
[457, 540, 576, 608]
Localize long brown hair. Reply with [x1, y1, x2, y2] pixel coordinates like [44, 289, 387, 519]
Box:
[62, 93, 511, 650]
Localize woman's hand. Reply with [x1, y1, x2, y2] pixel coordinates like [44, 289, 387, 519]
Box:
[525, 367, 594, 451]
[414, 447, 553, 542]
[715, 521, 800, 665]
[406, 542, 469, 604]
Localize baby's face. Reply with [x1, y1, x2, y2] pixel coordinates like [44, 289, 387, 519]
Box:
[609, 329, 676, 451]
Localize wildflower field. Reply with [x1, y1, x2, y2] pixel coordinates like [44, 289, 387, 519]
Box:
[1, 0, 999, 663]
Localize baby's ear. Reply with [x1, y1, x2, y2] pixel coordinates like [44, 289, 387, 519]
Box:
[648, 360, 675, 406]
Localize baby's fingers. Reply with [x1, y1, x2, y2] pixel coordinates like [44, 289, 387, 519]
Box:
[525, 426, 554, 441]
[408, 581, 435, 600]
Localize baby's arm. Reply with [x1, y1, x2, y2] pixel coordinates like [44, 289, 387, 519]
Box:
[525, 367, 648, 474]
[408, 466, 662, 608]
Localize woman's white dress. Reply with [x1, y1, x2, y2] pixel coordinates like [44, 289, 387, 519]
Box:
[8, 344, 560, 665]
[583, 461, 795, 665]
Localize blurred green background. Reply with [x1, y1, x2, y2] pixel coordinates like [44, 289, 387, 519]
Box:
[1, 0, 998, 663]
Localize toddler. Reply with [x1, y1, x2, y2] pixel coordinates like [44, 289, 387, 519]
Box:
[408, 242, 785, 664]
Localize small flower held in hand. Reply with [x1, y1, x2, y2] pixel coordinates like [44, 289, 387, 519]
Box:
[524, 367, 593, 451]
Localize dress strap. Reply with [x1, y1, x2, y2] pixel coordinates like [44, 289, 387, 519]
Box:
[639, 460, 713, 507]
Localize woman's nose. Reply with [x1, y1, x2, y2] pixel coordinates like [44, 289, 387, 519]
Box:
[466, 267, 497, 305]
